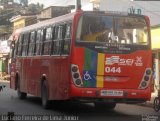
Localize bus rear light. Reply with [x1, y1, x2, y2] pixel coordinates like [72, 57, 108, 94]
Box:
[75, 79, 82, 85]
[73, 73, 79, 79]
[146, 69, 152, 75]
[72, 66, 78, 72]
[141, 81, 147, 87]
[139, 68, 152, 89]
[71, 64, 83, 87]
[144, 76, 149, 81]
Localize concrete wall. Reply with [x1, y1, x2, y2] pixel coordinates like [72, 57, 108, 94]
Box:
[151, 26, 160, 49]
[13, 18, 25, 31]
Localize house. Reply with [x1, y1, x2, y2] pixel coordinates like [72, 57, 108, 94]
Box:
[37, 6, 74, 22]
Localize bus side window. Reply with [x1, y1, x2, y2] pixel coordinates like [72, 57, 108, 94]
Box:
[22, 33, 30, 56]
[28, 31, 36, 56]
[43, 27, 52, 55]
[17, 34, 24, 56]
[51, 26, 55, 55]
[36, 29, 44, 55]
[53, 25, 63, 55]
[61, 22, 72, 55]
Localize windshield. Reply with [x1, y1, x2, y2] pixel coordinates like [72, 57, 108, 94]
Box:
[76, 14, 149, 45]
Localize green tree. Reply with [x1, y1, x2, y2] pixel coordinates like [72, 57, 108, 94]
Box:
[0, 0, 5, 4]
[0, 25, 12, 35]
[20, 0, 28, 7]
[0, 0, 14, 4]
[27, 3, 44, 14]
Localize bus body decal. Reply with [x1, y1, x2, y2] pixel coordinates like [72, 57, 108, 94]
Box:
[83, 48, 107, 88]
[83, 48, 97, 87]
[96, 53, 105, 87]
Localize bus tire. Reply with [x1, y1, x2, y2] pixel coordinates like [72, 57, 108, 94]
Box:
[94, 102, 116, 110]
[17, 79, 27, 99]
[41, 81, 51, 109]
[153, 97, 160, 112]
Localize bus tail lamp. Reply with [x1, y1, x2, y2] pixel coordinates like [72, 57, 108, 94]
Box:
[71, 64, 83, 87]
[138, 68, 152, 89]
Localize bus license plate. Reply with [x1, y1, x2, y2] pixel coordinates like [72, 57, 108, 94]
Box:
[101, 90, 123, 96]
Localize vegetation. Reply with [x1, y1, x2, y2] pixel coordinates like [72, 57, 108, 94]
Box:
[19, 0, 28, 7]
[0, 0, 44, 35]
[26, 3, 44, 14]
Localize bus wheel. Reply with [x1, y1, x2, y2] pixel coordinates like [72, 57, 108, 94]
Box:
[41, 81, 51, 109]
[17, 82, 27, 99]
[94, 102, 116, 110]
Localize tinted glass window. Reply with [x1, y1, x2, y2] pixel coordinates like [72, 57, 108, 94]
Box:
[43, 27, 52, 55]
[52, 26, 63, 55]
[36, 29, 44, 55]
[76, 14, 148, 45]
[22, 33, 29, 56]
[28, 31, 36, 56]
[61, 23, 72, 55]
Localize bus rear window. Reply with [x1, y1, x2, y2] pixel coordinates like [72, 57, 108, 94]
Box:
[76, 14, 149, 45]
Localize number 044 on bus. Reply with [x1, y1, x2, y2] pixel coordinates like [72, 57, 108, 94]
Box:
[10, 10, 152, 109]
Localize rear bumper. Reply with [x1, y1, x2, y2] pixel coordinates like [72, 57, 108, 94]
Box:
[70, 84, 151, 103]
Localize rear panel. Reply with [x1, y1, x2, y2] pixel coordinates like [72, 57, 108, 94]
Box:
[70, 12, 152, 102]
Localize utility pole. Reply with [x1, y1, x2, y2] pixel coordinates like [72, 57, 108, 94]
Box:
[75, 0, 81, 11]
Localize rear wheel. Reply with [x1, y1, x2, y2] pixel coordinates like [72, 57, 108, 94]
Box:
[41, 81, 51, 109]
[94, 102, 116, 110]
[17, 79, 27, 99]
[153, 97, 160, 112]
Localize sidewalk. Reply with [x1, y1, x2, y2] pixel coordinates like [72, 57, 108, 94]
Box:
[138, 93, 156, 108]
[138, 97, 154, 108]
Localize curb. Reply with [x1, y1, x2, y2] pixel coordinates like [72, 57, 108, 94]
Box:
[137, 101, 154, 108]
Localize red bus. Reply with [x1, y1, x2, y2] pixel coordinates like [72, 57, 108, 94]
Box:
[10, 10, 152, 109]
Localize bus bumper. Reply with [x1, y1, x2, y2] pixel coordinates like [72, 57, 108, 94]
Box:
[70, 85, 151, 103]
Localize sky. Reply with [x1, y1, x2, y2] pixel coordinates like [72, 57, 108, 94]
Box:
[28, 0, 92, 8]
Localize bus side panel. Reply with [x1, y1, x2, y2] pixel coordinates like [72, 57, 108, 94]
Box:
[20, 58, 28, 93]
[49, 56, 70, 100]
[27, 58, 41, 96]
[32, 58, 42, 96]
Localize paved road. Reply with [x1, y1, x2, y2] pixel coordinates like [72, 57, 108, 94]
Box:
[0, 80, 159, 121]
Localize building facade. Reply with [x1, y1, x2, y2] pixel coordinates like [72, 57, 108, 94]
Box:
[151, 25, 160, 96]
[10, 15, 37, 31]
[37, 6, 74, 21]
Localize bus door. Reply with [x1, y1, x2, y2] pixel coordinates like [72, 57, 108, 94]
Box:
[10, 35, 21, 90]
[10, 45, 16, 89]
[10, 33, 20, 89]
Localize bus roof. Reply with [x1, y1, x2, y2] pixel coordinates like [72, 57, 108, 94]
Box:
[17, 11, 77, 33]
[14, 10, 147, 34]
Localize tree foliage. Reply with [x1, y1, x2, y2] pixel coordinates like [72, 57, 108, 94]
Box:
[19, 0, 28, 7]
[0, 25, 12, 35]
[27, 3, 44, 14]
[0, 0, 43, 35]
